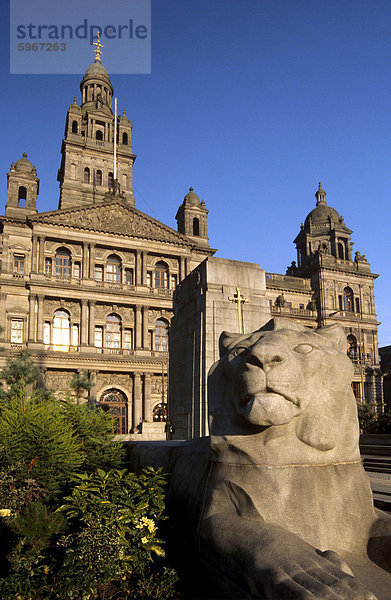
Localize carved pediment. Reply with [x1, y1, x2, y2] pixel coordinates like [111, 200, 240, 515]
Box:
[32, 201, 191, 246]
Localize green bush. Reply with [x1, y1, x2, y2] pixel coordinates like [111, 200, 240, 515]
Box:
[0, 355, 179, 599]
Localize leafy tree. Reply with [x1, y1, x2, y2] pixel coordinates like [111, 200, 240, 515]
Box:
[358, 403, 378, 434]
[0, 353, 39, 398]
[69, 371, 92, 405]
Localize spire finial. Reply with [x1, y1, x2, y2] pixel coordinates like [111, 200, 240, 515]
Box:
[315, 181, 326, 206]
[92, 31, 104, 63]
[189, 186, 193, 192]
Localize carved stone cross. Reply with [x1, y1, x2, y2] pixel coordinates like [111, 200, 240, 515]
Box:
[228, 287, 249, 334]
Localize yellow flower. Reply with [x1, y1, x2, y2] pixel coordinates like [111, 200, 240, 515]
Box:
[0, 509, 11, 517]
[141, 537, 148, 544]
[151, 545, 165, 557]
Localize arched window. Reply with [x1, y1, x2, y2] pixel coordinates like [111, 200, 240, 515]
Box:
[153, 402, 167, 422]
[122, 173, 128, 190]
[337, 242, 344, 259]
[53, 309, 70, 351]
[154, 262, 168, 289]
[71, 120, 78, 133]
[193, 217, 200, 236]
[122, 132, 128, 145]
[55, 248, 71, 278]
[70, 163, 76, 179]
[84, 167, 90, 183]
[96, 130, 103, 141]
[155, 319, 168, 352]
[347, 334, 358, 360]
[106, 254, 121, 283]
[99, 389, 128, 434]
[108, 172, 114, 188]
[96, 170, 102, 186]
[106, 314, 121, 350]
[18, 186, 27, 207]
[343, 287, 354, 312]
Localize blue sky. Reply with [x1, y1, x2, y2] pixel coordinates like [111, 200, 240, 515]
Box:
[1, 0, 390, 345]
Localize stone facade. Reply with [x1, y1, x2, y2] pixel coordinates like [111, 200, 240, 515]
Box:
[265, 183, 383, 411]
[0, 55, 215, 437]
[169, 257, 270, 439]
[170, 184, 383, 440]
[380, 346, 391, 410]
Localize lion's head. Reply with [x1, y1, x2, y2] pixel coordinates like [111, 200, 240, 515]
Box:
[208, 318, 359, 454]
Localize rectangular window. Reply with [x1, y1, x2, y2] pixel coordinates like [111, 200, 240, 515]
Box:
[74, 262, 81, 279]
[45, 258, 52, 276]
[148, 331, 153, 350]
[125, 268, 133, 285]
[286, 302, 292, 308]
[94, 265, 103, 281]
[355, 298, 360, 313]
[299, 303, 304, 310]
[338, 295, 343, 311]
[14, 254, 25, 275]
[10, 319, 23, 343]
[44, 322, 51, 348]
[72, 324, 79, 348]
[170, 274, 177, 290]
[123, 328, 132, 349]
[146, 272, 152, 287]
[95, 326, 103, 351]
[352, 381, 360, 401]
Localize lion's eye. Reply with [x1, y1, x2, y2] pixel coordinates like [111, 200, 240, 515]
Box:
[232, 346, 249, 358]
[293, 344, 314, 355]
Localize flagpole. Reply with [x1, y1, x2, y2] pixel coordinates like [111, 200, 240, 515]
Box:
[114, 97, 117, 182]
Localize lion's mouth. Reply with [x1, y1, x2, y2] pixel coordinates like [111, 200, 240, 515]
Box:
[241, 388, 299, 408]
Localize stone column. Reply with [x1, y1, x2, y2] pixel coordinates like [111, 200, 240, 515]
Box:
[31, 235, 38, 273]
[133, 372, 142, 431]
[38, 236, 45, 274]
[135, 305, 142, 349]
[144, 373, 152, 422]
[135, 250, 141, 285]
[89, 243, 95, 279]
[185, 258, 189, 278]
[82, 243, 89, 279]
[28, 294, 36, 341]
[37, 295, 44, 343]
[180, 256, 185, 282]
[142, 305, 149, 349]
[81, 300, 88, 346]
[142, 251, 147, 285]
[89, 300, 95, 346]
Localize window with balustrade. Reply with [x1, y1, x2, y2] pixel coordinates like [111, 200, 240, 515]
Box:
[106, 255, 121, 283]
[53, 309, 70, 351]
[13, 254, 25, 276]
[55, 248, 71, 278]
[105, 314, 121, 350]
[10, 319, 23, 344]
[154, 319, 168, 352]
[154, 262, 168, 289]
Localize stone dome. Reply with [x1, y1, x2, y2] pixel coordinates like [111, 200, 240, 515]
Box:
[81, 60, 113, 89]
[304, 183, 341, 229]
[14, 153, 34, 172]
[184, 187, 200, 206]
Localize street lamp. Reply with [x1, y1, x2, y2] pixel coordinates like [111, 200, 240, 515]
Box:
[329, 309, 365, 404]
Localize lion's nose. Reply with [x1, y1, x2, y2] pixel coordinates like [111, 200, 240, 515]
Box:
[247, 342, 286, 369]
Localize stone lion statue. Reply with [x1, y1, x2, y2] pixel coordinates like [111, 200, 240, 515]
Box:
[131, 318, 391, 599]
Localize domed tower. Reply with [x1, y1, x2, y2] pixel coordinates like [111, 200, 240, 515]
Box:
[288, 182, 382, 409]
[294, 182, 353, 270]
[175, 187, 209, 246]
[57, 37, 136, 209]
[6, 153, 39, 217]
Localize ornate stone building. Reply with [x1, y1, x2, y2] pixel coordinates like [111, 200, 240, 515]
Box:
[0, 51, 215, 436]
[265, 183, 383, 410]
